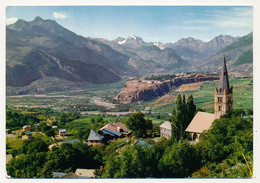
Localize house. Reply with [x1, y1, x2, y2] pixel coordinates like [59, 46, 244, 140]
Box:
[75, 169, 95, 178]
[22, 131, 32, 139]
[185, 56, 233, 143]
[99, 128, 122, 141]
[6, 129, 11, 134]
[87, 129, 104, 146]
[23, 125, 31, 131]
[100, 122, 130, 136]
[160, 121, 172, 139]
[59, 129, 66, 137]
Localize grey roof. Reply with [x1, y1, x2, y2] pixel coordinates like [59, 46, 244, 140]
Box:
[160, 121, 172, 130]
[218, 55, 231, 94]
[23, 125, 31, 128]
[59, 129, 66, 133]
[242, 115, 253, 119]
[100, 128, 122, 137]
[135, 140, 152, 148]
[61, 139, 80, 144]
[88, 129, 104, 141]
[52, 172, 67, 178]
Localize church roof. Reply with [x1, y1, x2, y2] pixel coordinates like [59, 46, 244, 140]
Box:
[160, 121, 172, 130]
[185, 111, 216, 134]
[218, 55, 231, 94]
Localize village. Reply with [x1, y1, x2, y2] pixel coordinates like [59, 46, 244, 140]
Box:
[6, 56, 253, 178]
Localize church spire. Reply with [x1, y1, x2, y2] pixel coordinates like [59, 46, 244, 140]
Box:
[214, 55, 233, 119]
[218, 55, 231, 94]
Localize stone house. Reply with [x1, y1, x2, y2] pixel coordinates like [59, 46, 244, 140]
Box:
[87, 129, 104, 146]
[160, 121, 172, 139]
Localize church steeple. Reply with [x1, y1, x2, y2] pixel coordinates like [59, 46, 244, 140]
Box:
[217, 55, 232, 94]
[214, 55, 233, 118]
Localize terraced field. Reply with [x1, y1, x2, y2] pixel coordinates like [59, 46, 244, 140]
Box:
[152, 77, 253, 113]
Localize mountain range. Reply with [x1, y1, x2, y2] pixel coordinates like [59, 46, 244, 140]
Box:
[6, 16, 253, 94]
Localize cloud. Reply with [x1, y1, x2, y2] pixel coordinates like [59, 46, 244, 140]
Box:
[184, 7, 252, 29]
[53, 12, 68, 19]
[6, 17, 18, 25]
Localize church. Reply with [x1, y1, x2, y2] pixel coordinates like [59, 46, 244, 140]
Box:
[185, 55, 233, 143]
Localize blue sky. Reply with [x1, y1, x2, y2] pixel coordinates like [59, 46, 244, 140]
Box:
[6, 6, 252, 43]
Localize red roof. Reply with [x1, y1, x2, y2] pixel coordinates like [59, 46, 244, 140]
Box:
[100, 123, 130, 134]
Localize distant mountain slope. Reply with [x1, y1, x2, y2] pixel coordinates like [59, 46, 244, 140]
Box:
[6, 16, 252, 95]
[6, 17, 139, 87]
[196, 33, 253, 73]
[94, 36, 190, 75]
[164, 35, 239, 64]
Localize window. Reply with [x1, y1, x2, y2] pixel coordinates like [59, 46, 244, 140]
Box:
[218, 97, 223, 103]
[218, 106, 222, 111]
[228, 97, 231, 102]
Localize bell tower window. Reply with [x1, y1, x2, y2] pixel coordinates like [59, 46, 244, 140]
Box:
[218, 106, 222, 111]
[218, 97, 223, 103]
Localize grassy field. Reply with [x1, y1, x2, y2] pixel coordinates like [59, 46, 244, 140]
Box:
[152, 77, 253, 113]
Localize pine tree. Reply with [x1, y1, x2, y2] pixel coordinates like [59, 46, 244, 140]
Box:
[187, 95, 196, 125]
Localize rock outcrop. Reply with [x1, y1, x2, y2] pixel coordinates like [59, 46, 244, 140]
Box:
[115, 76, 218, 103]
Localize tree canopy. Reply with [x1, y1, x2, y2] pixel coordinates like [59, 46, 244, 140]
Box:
[125, 112, 152, 138]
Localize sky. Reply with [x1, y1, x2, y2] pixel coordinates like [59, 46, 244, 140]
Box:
[6, 6, 252, 43]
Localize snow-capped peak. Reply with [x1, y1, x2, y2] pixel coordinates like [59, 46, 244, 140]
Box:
[153, 42, 164, 49]
[129, 35, 137, 40]
[118, 39, 126, 45]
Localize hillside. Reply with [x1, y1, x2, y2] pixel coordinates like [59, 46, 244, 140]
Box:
[6, 16, 253, 95]
[6, 17, 138, 88]
[163, 35, 239, 64]
[196, 33, 253, 74]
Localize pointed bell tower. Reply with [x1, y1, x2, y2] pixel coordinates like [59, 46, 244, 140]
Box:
[215, 55, 233, 119]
